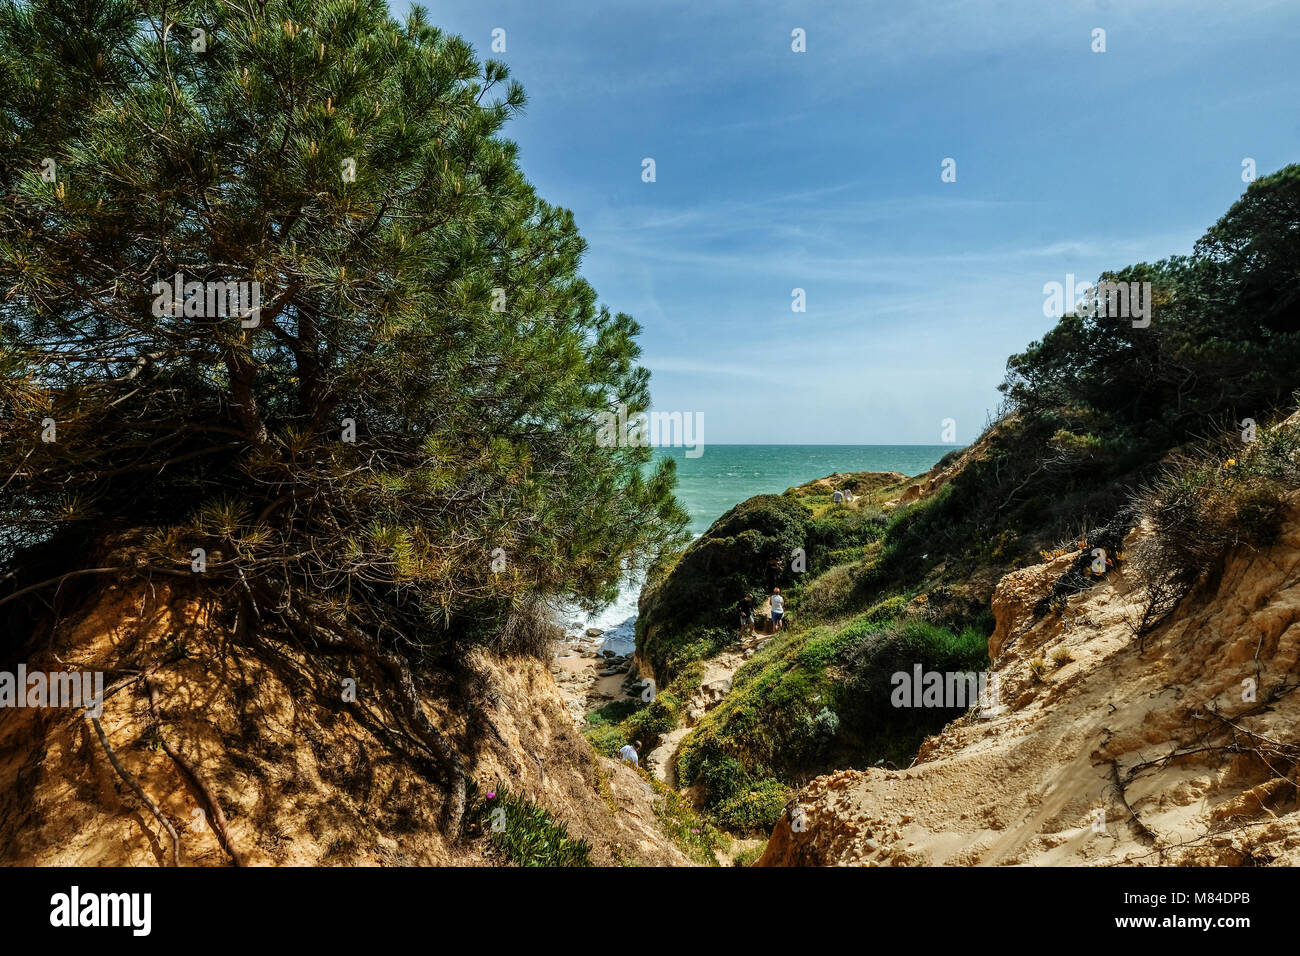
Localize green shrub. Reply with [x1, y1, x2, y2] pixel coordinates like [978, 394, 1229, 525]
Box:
[637, 489, 888, 682]
[795, 706, 840, 760]
[623, 695, 680, 744]
[582, 721, 626, 758]
[637, 494, 811, 681]
[673, 587, 993, 806]
[602, 661, 703, 750]
[797, 559, 869, 621]
[863, 594, 909, 624]
[583, 697, 643, 757]
[805, 507, 886, 560]
[1128, 419, 1300, 634]
[587, 699, 639, 726]
[712, 777, 790, 831]
[674, 627, 850, 805]
[466, 783, 591, 867]
[1142, 426, 1300, 565]
[832, 617, 990, 765]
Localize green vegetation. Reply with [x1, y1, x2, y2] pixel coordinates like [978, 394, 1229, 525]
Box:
[636, 491, 891, 685]
[644, 771, 727, 866]
[623, 661, 702, 744]
[878, 167, 1300, 604]
[580, 711, 727, 864]
[6, 0, 1298, 857]
[634, 169, 1300, 832]
[674, 614, 988, 821]
[1141, 418, 1300, 566]
[582, 715, 628, 759]
[0, 0, 687, 833]
[636, 494, 809, 683]
[638, 261, 1300, 830]
[732, 842, 767, 867]
[634, 158, 1300, 832]
[466, 782, 592, 867]
[581, 661, 701, 753]
[589, 162, 1300, 854]
[1127, 414, 1300, 635]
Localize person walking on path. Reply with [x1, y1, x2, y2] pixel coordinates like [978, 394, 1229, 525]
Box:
[738, 592, 756, 638]
[770, 587, 786, 632]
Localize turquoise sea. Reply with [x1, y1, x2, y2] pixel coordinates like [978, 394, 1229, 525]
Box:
[559, 444, 958, 653]
[660, 444, 959, 535]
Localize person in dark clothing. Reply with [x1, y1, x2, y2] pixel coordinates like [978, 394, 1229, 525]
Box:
[764, 556, 780, 594]
[738, 593, 756, 638]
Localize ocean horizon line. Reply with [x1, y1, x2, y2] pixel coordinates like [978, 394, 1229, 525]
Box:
[656, 442, 969, 448]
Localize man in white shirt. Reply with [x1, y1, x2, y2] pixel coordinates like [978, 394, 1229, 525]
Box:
[619, 741, 641, 766]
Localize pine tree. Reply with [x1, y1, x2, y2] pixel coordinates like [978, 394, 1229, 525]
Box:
[0, 0, 687, 832]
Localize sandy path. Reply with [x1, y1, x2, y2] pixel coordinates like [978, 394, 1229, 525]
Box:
[644, 633, 773, 785]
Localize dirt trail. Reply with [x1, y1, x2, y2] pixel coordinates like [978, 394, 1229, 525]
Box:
[551, 620, 776, 789]
[551, 612, 782, 866]
[644, 630, 775, 786]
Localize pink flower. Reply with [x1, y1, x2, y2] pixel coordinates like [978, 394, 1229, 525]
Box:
[486, 792, 496, 800]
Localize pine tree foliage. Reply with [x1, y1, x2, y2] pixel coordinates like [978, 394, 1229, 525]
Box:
[0, 0, 688, 830]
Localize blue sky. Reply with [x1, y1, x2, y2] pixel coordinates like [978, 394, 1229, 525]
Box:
[423, 0, 1299, 444]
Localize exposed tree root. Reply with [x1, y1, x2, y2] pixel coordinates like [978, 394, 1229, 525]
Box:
[1107, 759, 1159, 847]
[270, 588, 468, 836]
[1105, 697, 1300, 862]
[90, 714, 181, 866]
[144, 676, 246, 866]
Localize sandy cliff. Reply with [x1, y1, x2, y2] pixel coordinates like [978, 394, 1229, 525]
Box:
[761, 498, 1300, 866]
[0, 582, 691, 866]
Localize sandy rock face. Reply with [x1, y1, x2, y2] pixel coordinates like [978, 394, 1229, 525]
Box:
[761, 501, 1300, 867]
[988, 551, 1077, 659]
[0, 583, 692, 867]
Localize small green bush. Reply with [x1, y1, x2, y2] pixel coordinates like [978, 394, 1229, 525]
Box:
[466, 783, 591, 867]
[712, 777, 790, 831]
[797, 559, 867, 621]
[587, 699, 639, 726]
[599, 661, 704, 751]
[1128, 419, 1300, 634]
[795, 706, 840, 759]
[582, 721, 626, 758]
[863, 594, 909, 624]
[1142, 427, 1300, 566]
[623, 694, 680, 743]
[833, 617, 990, 764]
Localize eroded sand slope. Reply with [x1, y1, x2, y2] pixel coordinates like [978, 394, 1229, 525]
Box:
[762, 502, 1300, 866]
